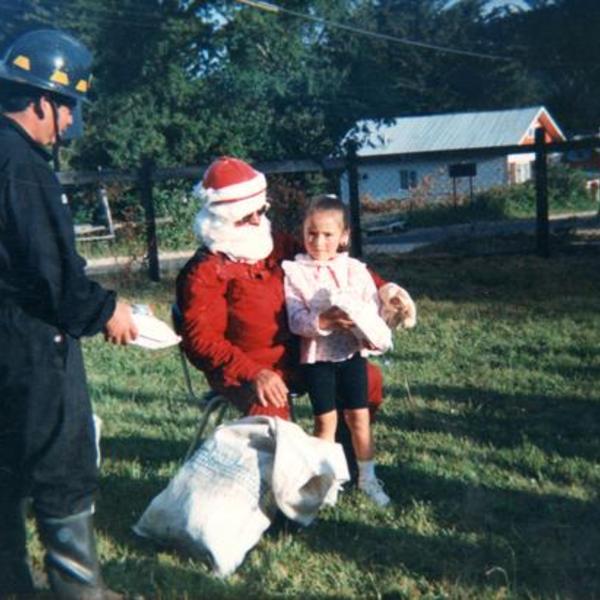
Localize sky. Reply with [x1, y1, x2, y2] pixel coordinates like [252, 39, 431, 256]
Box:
[484, 0, 531, 11]
[446, 0, 532, 12]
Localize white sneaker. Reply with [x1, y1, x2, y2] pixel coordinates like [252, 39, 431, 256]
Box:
[359, 478, 391, 507]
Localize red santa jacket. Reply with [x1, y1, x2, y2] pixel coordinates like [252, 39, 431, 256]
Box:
[175, 232, 384, 416]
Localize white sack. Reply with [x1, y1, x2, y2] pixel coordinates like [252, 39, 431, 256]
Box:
[133, 416, 349, 577]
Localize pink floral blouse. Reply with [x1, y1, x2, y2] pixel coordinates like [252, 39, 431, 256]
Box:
[282, 252, 390, 364]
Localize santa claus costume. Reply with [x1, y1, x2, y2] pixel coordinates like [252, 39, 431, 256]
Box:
[175, 157, 387, 420]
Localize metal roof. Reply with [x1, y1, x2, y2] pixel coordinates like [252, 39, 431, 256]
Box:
[351, 106, 559, 157]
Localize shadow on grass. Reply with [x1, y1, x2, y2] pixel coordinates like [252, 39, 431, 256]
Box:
[95, 472, 287, 599]
[368, 253, 600, 305]
[96, 472, 168, 543]
[382, 383, 600, 461]
[94, 382, 209, 407]
[553, 364, 600, 379]
[101, 553, 266, 600]
[102, 433, 189, 466]
[302, 464, 599, 598]
[95, 436, 189, 560]
[93, 434, 599, 598]
[558, 344, 600, 360]
[401, 464, 600, 598]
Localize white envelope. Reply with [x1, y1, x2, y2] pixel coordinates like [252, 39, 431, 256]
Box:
[130, 313, 181, 350]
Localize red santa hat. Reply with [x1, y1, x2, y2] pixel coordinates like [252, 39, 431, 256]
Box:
[193, 156, 267, 223]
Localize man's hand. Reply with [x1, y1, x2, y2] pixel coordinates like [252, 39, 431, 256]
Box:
[104, 301, 139, 345]
[318, 306, 355, 331]
[253, 368, 289, 408]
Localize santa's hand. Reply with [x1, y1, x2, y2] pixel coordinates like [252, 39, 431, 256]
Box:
[253, 369, 289, 408]
[378, 283, 417, 329]
[319, 306, 355, 331]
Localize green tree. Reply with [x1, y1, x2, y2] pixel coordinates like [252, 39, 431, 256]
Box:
[2, 0, 596, 170]
[485, 0, 600, 133]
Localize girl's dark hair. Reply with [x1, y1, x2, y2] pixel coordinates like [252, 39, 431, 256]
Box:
[305, 194, 350, 230]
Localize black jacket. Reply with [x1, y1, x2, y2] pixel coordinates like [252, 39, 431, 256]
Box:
[0, 115, 114, 516]
[0, 115, 115, 335]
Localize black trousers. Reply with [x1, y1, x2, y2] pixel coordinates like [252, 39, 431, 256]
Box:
[303, 353, 368, 416]
[0, 305, 98, 519]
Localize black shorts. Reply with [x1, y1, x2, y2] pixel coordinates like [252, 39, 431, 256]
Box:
[302, 353, 368, 416]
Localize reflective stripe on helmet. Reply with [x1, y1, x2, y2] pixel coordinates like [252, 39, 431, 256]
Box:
[12, 55, 31, 70]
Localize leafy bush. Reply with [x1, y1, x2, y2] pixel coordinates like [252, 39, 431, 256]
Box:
[267, 172, 336, 237]
[547, 163, 592, 211]
[152, 182, 202, 251]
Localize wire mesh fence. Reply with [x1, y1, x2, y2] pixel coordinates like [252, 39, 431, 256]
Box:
[349, 132, 600, 259]
[62, 129, 600, 280]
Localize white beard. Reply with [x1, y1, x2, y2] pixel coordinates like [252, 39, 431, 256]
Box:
[193, 205, 274, 262]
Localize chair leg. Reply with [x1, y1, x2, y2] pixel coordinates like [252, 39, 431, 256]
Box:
[288, 392, 299, 422]
[179, 347, 197, 403]
[184, 395, 227, 462]
[169, 346, 198, 412]
[213, 400, 229, 428]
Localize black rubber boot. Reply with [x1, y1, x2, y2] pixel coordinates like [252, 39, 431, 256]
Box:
[36, 510, 122, 600]
[0, 498, 35, 598]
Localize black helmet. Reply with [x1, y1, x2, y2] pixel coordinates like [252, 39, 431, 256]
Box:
[0, 29, 92, 103]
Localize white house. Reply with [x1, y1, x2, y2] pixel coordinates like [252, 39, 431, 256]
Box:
[340, 106, 566, 203]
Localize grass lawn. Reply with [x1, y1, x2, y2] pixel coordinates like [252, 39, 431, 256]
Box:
[29, 250, 600, 599]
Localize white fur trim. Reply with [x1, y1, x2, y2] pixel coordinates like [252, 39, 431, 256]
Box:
[192, 172, 266, 202]
[379, 283, 417, 329]
[208, 170, 266, 202]
[211, 193, 267, 223]
[193, 206, 274, 261]
[192, 183, 267, 223]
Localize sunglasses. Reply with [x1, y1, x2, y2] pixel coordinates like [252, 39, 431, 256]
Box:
[235, 202, 270, 226]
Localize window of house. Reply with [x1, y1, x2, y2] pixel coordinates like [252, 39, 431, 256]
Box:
[509, 161, 534, 184]
[516, 162, 532, 183]
[400, 169, 418, 190]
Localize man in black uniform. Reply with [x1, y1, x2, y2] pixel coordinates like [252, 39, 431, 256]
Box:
[0, 30, 138, 598]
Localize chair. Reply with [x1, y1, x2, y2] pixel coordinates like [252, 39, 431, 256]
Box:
[183, 390, 230, 461]
[170, 303, 303, 461]
[171, 303, 232, 461]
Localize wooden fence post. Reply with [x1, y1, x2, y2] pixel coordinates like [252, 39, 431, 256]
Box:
[347, 143, 362, 258]
[97, 166, 115, 238]
[534, 127, 550, 258]
[139, 158, 160, 281]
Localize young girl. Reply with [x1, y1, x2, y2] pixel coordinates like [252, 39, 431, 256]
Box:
[282, 195, 415, 506]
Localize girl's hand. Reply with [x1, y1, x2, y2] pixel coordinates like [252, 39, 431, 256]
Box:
[319, 306, 355, 331]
